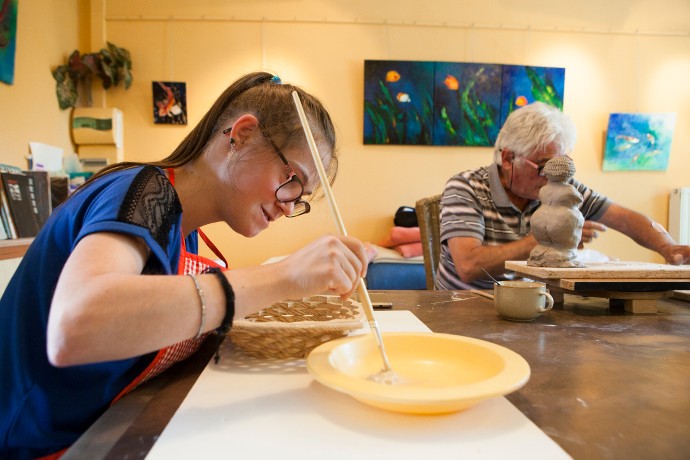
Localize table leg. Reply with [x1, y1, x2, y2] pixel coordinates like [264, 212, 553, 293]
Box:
[622, 298, 658, 314]
[550, 289, 565, 308]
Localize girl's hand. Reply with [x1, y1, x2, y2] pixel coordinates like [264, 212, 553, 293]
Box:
[280, 234, 369, 299]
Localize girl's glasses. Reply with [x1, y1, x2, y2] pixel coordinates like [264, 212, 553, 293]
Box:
[259, 128, 310, 218]
[222, 125, 310, 217]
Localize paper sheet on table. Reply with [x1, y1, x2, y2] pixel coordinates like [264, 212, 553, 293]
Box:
[146, 311, 571, 460]
[29, 142, 63, 172]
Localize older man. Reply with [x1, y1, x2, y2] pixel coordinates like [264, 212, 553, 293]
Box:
[436, 102, 690, 290]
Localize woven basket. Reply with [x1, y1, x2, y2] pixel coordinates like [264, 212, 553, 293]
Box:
[229, 295, 365, 359]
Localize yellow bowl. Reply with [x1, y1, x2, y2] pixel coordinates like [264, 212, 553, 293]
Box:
[307, 332, 530, 415]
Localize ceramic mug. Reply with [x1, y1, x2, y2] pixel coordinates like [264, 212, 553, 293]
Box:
[493, 281, 554, 322]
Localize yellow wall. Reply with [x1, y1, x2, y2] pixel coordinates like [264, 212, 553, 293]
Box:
[0, 0, 89, 168]
[3, 1, 690, 269]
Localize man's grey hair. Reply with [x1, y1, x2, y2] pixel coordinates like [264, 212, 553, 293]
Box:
[493, 102, 577, 164]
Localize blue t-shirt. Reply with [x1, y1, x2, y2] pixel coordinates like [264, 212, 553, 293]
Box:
[0, 166, 197, 459]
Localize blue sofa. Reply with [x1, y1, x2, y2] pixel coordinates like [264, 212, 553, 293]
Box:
[364, 245, 427, 290]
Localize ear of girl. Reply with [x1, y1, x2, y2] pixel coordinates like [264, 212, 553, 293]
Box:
[225, 114, 260, 146]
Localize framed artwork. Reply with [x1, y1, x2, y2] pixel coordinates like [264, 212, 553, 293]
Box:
[433, 62, 502, 146]
[364, 60, 565, 147]
[364, 60, 434, 145]
[500, 65, 565, 126]
[152, 81, 188, 125]
[0, 0, 18, 85]
[602, 113, 676, 171]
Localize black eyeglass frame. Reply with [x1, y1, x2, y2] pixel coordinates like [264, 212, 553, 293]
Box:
[222, 125, 311, 218]
[521, 157, 547, 177]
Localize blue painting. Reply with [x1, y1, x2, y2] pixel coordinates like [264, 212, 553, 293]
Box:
[603, 113, 676, 171]
[0, 0, 18, 85]
[364, 60, 434, 145]
[364, 60, 566, 147]
[433, 62, 502, 146]
[500, 65, 565, 126]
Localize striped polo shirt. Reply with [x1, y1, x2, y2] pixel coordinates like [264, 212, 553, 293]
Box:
[436, 163, 611, 290]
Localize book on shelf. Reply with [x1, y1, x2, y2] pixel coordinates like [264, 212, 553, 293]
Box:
[50, 176, 69, 209]
[0, 170, 52, 239]
[0, 198, 8, 239]
[0, 163, 23, 174]
[24, 171, 52, 228]
[1, 172, 41, 238]
[0, 174, 18, 240]
[0, 164, 52, 239]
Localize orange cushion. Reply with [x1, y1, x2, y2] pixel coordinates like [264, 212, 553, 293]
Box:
[378, 226, 421, 248]
[393, 242, 423, 258]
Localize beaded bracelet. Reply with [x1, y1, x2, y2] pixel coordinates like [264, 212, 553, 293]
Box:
[187, 274, 206, 339]
[203, 267, 235, 363]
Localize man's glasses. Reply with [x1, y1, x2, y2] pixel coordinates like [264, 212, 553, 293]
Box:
[222, 125, 310, 217]
[522, 158, 547, 177]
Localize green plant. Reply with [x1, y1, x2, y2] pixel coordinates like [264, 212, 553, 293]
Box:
[51, 42, 133, 110]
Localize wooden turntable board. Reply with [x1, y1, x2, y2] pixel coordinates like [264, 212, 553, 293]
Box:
[505, 261, 690, 313]
[673, 290, 690, 301]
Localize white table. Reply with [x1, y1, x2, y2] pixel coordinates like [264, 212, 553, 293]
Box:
[146, 311, 569, 460]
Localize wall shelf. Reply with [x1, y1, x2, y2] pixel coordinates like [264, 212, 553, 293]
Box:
[0, 238, 33, 260]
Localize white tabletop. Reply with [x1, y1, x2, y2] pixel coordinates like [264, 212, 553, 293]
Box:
[146, 311, 570, 459]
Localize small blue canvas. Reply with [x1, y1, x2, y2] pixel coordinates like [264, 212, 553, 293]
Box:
[603, 113, 676, 172]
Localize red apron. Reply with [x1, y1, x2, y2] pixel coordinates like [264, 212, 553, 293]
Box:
[109, 228, 227, 403]
[111, 169, 228, 403]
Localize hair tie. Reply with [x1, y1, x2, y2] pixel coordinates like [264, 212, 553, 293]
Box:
[270, 75, 282, 84]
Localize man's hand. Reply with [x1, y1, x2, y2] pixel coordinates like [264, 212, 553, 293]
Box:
[660, 245, 690, 265]
[578, 220, 607, 249]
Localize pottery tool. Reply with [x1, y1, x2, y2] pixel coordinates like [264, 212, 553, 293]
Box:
[292, 91, 397, 385]
[470, 289, 495, 300]
[482, 268, 502, 285]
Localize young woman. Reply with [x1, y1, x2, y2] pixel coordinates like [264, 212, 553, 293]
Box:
[0, 72, 369, 459]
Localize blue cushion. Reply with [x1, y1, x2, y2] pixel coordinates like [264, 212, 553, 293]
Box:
[365, 262, 427, 290]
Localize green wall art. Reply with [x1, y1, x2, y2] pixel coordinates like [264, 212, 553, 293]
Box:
[363, 60, 565, 147]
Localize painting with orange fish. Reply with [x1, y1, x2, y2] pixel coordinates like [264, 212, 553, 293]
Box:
[500, 65, 565, 126]
[364, 60, 434, 145]
[153, 81, 188, 125]
[386, 70, 401, 82]
[0, 0, 18, 85]
[443, 75, 459, 91]
[603, 113, 676, 171]
[433, 62, 502, 146]
[363, 60, 566, 147]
